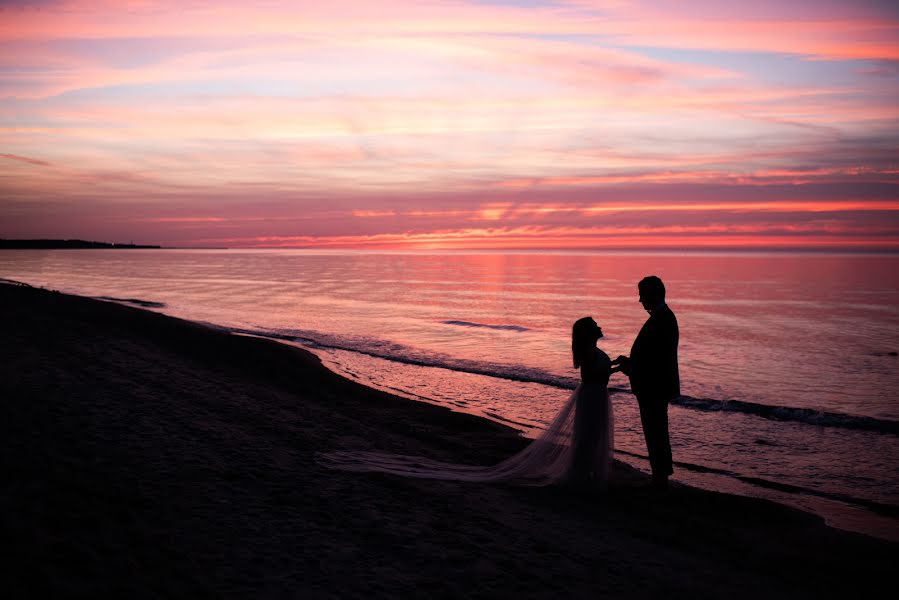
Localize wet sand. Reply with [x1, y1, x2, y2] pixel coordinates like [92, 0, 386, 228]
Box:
[2, 282, 894, 598]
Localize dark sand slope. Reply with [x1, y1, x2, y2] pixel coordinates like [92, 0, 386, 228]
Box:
[1, 283, 894, 598]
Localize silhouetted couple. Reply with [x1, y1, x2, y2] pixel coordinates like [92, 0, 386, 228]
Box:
[318, 275, 679, 492]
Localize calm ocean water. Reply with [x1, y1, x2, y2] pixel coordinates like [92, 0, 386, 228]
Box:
[3, 249, 898, 540]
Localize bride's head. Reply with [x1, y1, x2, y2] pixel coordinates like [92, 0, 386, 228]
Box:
[572, 316, 603, 368]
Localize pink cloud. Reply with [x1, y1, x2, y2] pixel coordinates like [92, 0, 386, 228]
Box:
[0, 153, 52, 167]
[2, 1, 897, 61]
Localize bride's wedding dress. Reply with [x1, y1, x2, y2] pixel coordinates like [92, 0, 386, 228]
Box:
[316, 349, 614, 487]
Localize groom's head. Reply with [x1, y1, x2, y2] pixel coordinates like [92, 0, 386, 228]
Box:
[638, 276, 665, 312]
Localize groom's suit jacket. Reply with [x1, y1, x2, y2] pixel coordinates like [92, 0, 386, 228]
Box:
[629, 304, 680, 402]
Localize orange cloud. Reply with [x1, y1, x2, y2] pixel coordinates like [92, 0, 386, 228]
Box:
[191, 219, 899, 251]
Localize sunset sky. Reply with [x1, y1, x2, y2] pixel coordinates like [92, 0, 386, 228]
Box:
[1, 0, 898, 249]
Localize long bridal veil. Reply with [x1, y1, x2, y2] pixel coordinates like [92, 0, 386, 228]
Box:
[315, 384, 613, 487]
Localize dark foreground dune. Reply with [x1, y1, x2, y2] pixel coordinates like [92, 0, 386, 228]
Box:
[1, 282, 895, 598]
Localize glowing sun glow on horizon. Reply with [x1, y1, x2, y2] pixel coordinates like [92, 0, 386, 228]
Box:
[1, 0, 898, 250]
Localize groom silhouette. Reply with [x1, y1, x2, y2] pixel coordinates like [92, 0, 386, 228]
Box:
[613, 276, 679, 490]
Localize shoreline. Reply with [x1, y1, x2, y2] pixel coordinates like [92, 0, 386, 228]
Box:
[2, 282, 896, 597]
[303, 340, 899, 542]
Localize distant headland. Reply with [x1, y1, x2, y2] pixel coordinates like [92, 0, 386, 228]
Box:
[0, 239, 162, 250]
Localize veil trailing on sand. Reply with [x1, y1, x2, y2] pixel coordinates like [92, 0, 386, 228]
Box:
[315, 384, 613, 487]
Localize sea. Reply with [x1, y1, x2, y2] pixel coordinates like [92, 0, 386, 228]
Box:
[2, 249, 897, 541]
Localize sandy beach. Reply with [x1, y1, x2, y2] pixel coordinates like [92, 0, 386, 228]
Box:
[2, 281, 895, 598]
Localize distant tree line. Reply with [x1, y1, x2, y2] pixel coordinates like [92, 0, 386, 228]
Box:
[0, 239, 161, 249]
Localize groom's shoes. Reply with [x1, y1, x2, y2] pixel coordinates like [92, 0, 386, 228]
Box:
[651, 475, 669, 493]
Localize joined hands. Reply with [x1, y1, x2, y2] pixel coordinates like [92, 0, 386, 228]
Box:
[611, 355, 630, 376]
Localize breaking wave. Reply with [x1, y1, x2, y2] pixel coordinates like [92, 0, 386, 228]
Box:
[230, 325, 898, 436]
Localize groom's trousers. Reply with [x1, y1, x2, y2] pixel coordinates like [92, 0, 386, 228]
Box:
[637, 396, 673, 479]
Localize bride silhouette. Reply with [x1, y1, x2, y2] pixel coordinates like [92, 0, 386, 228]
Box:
[316, 317, 615, 488]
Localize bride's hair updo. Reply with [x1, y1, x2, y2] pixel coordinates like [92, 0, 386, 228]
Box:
[572, 316, 601, 368]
